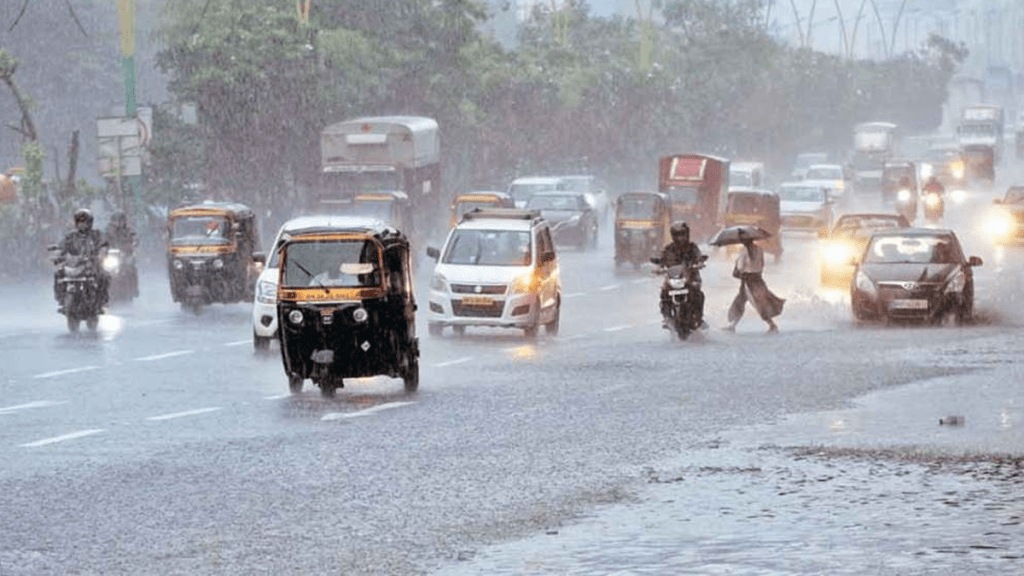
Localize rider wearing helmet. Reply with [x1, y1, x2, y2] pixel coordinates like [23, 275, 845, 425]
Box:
[104, 209, 140, 298]
[54, 209, 110, 310]
[923, 175, 944, 196]
[658, 221, 705, 327]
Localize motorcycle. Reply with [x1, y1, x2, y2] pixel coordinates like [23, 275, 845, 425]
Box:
[52, 252, 104, 333]
[653, 254, 708, 341]
[922, 190, 945, 222]
[895, 187, 917, 223]
[102, 247, 139, 302]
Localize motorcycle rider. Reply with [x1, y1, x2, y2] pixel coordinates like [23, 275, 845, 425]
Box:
[923, 175, 945, 196]
[104, 209, 140, 297]
[54, 208, 109, 312]
[657, 221, 706, 329]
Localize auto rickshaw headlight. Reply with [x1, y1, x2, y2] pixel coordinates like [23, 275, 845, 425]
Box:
[173, 259, 184, 270]
[287, 310, 304, 325]
[352, 307, 369, 323]
[212, 258, 224, 269]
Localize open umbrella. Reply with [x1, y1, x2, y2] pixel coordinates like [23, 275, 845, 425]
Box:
[709, 225, 772, 247]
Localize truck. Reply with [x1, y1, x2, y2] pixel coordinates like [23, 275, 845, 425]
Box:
[957, 104, 1004, 164]
[319, 116, 442, 230]
[657, 153, 729, 243]
[849, 122, 899, 196]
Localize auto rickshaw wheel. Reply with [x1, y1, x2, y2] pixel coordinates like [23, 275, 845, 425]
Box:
[86, 316, 99, 331]
[319, 379, 338, 398]
[545, 301, 560, 336]
[67, 316, 80, 333]
[288, 374, 303, 394]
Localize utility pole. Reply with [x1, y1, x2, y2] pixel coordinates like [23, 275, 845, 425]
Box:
[117, 0, 140, 216]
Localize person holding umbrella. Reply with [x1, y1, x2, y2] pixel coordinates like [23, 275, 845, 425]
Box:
[718, 228, 784, 333]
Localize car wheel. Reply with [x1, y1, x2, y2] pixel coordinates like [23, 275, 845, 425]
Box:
[85, 316, 99, 331]
[320, 379, 339, 398]
[545, 299, 560, 336]
[428, 322, 444, 337]
[956, 293, 974, 326]
[452, 325, 466, 337]
[253, 332, 272, 352]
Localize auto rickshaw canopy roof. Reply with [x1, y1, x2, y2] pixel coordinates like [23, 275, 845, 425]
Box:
[169, 201, 256, 221]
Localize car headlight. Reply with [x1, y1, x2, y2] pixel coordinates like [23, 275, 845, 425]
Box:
[102, 254, 121, 274]
[990, 211, 1015, 237]
[429, 273, 448, 292]
[287, 309, 304, 325]
[820, 242, 852, 266]
[212, 258, 224, 269]
[854, 270, 875, 293]
[897, 189, 912, 202]
[945, 269, 966, 294]
[256, 279, 277, 304]
[511, 272, 539, 294]
[951, 162, 965, 180]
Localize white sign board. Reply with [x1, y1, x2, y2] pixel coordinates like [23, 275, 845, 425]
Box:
[97, 117, 139, 138]
[97, 115, 143, 177]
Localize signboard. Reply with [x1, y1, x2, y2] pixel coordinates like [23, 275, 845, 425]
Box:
[97, 116, 143, 177]
[668, 157, 707, 181]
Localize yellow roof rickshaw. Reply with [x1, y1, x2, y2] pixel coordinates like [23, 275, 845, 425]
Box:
[166, 201, 263, 313]
[721, 188, 782, 262]
[449, 191, 515, 228]
[613, 191, 670, 270]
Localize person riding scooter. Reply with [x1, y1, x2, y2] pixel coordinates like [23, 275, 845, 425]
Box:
[657, 221, 706, 329]
[922, 176, 945, 221]
[104, 210, 140, 298]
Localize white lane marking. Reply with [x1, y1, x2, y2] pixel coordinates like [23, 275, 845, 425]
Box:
[21, 429, 104, 447]
[434, 357, 472, 368]
[0, 400, 67, 414]
[598, 284, 619, 291]
[264, 394, 290, 400]
[33, 366, 100, 379]
[322, 401, 416, 421]
[632, 278, 651, 284]
[134, 350, 195, 362]
[146, 407, 222, 421]
[563, 292, 586, 299]
[223, 340, 251, 347]
[603, 325, 631, 332]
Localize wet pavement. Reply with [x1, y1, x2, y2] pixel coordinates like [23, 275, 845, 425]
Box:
[434, 331, 1024, 575]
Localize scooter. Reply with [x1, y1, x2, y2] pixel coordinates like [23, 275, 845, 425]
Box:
[922, 190, 945, 222]
[653, 254, 708, 341]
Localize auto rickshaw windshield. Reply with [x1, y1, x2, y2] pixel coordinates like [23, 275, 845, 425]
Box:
[281, 239, 381, 288]
[170, 215, 232, 244]
[617, 196, 659, 219]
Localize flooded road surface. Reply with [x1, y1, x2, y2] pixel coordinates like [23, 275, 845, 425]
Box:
[435, 335, 1024, 575]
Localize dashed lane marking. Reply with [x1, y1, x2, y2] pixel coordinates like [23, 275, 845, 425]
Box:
[20, 429, 104, 447]
[434, 357, 472, 368]
[223, 340, 251, 347]
[563, 292, 586, 298]
[145, 407, 223, 421]
[263, 394, 290, 400]
[603, 325, 631, 332]
[598, 284, 619, 291]
[0, 400, 67, 414]
[322, 401, 416, 421]
[133, 350, 195, 362]
[32, 366, 100, 379]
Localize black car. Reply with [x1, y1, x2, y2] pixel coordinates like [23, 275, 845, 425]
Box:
[525, 191, 598, 249]
[851, 228, 982, 325]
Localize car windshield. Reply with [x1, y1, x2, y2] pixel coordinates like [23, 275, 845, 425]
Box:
[864, 235, 958, 264]
[509, 182, 560, 204]
[804, 167, 841, 180]
[281, 239, 381, 288]
[778, 186, 823, 203]
[442, 229, 532, 266]
[527, 194, 579, 211]
[170, 215, 232, 245]
[560, 177, 591, 193]
[617, 196, 659, 219]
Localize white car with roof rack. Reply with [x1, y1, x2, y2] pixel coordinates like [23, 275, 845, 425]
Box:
[425, 208, 561, 339]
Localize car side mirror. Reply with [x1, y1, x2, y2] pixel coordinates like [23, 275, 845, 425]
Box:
[969, 256, 983, 267]
[253, 252, 266, 264]
[426, 246, 440, 260]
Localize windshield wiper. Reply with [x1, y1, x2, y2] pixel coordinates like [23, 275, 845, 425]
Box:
[293, 261, 330, 292]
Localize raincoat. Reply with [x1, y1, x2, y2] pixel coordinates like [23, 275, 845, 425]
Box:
[728, 242, 784, 323]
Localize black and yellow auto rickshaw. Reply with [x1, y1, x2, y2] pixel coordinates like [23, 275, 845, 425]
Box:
[347, 191, 413, 234]
[721, 189, 782, 262]
[613, 191, 670, 269]
[276, 220, 419, 397]
[449, 191, 515, 228]
[166, 201, 264, 313]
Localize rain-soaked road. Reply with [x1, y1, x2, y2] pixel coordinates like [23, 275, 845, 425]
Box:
[2, 172, 1024, 575]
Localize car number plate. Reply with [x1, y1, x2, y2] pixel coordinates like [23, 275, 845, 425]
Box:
[461, 296, 493, 307]
[668, 289, 689, 296]
[891, 299, 928, 310]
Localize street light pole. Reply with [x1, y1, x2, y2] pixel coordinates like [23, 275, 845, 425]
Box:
[117, 0, 140, 216]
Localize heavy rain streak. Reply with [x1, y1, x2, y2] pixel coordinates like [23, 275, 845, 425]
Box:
[3, 1, 1024, 574]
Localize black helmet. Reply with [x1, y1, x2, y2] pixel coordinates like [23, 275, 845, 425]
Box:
[670, 221, 690, 241]
[73, 208, 94, 228]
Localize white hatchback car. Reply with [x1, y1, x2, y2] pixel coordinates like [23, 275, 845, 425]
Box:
[777, 182, 835, 233]
[252, 214, 386, 351]
[425, 208, 561, 338]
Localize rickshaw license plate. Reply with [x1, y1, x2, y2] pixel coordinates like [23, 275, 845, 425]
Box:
[891, 299, 928, 310]
[462, 296, 493, 307]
